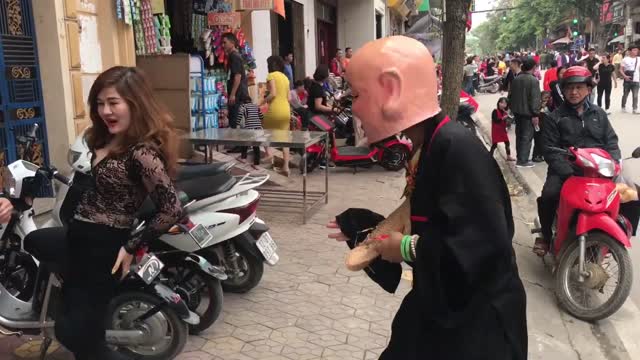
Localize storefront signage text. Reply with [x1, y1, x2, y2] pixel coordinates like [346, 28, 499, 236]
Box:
[7, 66, 34, 80]
[238, 0, 273, 11]
[208, 12, 241, 27]
[12, 107, 40, 120]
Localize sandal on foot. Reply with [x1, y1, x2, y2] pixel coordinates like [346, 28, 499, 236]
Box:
[533, 238, 549, 257]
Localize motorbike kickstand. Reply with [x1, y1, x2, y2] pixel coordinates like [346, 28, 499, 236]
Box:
[39, 336, 53, 360]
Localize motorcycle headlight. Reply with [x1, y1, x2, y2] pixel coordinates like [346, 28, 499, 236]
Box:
[67, 149, 82, 167]
[592, 154, 616, 178]
[2, 167, 16, 197]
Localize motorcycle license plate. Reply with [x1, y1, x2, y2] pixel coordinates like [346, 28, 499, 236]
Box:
[136, 254, 165, 285]
[189, 223, 213, 248]
[256, 232, 279, 265]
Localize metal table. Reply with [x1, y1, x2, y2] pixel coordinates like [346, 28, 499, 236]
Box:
[189, 128, 329, 223]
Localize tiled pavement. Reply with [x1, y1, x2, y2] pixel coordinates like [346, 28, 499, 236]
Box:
[0, 167, 412, 360]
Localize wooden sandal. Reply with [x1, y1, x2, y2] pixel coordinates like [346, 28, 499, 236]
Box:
[533, 237, 549, 257]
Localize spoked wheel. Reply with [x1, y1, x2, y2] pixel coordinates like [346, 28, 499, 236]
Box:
[108, 292, 188, 360]
[166, 263, 223, 334]
[380, 144, 409, 171]
[555, 232, 632, 322]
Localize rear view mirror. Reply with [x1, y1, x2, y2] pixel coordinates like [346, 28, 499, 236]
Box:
[632, 147, 640, 159]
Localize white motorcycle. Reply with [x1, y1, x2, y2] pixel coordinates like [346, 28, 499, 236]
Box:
[42, 132, 279, 333]
[0, 126, 199, 359]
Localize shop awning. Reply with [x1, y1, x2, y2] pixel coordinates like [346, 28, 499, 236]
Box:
[551, 37, 572, 45]
[608, 33, 640, 44]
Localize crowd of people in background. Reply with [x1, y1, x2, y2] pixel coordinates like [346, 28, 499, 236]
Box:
[464, 44, 640, 168]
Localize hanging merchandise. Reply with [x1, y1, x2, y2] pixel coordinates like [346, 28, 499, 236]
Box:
[116, 0, 123, 20]
[123, 0, 133, 25]
[192, 14, 207, 49]
[156, 14, 172, 54]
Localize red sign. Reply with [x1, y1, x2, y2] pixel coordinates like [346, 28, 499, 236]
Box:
[208, 12, 241, 27]
[238, 0, 273, 10]
[600, 0, 613, 24]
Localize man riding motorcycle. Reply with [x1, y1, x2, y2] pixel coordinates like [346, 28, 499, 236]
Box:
[535, 66, 621, 255]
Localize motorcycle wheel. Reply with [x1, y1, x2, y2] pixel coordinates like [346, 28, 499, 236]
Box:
[0, 251, 37, 301]
[222, 246, 264, 293]
[107, 291, 188, 360]
[167, 263, 223, 335]
[299, 153, 320, 174]
[555, 232, 632, 322]
[380, 144, 409, 171]
[489, 83, 500, 94]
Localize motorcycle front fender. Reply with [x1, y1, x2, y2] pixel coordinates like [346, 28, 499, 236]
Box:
[151, 283, 200, 325]
[576, 212, 631, 248]
[184, 253, 228, 280]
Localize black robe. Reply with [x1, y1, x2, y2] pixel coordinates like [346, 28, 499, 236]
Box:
[380, 113, 528, 359]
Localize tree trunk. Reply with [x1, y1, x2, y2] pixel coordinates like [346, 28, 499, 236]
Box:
[441, 0, 471, 122]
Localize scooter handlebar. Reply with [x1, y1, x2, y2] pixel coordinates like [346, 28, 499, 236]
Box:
[52, 170, 72, 187]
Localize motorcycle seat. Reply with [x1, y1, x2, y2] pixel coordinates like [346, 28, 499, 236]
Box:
[176, 162, 232, 182]
[178, 173, 237, 201]
[337, 146, 372, 157]
[136, 173, 236, 220]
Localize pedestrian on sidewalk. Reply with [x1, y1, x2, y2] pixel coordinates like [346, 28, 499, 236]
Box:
[613, 48, 624, 79]
[237, 100, 264, 166]
[543, 60, 558, 92]
[463, 57, 476, 95]
[508, 57, 540, 168]
[503, 57, 521, 94]
[261, 55, 292, 176]
[532, 92, 551, 163]
[490, 97, 515, 161]
[596, 54, 616, 114]
[549, 66, 568, 111]
[620, 45, 640, 114]
[329, 35, 527, 360]
[535, 66, 621, 256]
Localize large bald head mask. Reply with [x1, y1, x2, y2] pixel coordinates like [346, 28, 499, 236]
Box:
[346, 36, 440, 144]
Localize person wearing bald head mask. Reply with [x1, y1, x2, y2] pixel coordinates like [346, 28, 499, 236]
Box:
[327, 36, 527, 359]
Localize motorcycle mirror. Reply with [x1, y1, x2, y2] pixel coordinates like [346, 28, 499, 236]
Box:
[632, 147, 640, 159]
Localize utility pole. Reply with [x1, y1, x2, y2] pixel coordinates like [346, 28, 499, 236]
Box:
[624, 0, 632, 49]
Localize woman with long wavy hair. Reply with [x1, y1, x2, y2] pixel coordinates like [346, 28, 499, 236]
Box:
[25, 66, 183, 360]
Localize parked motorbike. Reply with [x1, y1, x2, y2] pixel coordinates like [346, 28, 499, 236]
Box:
[0, 127, 198, 359]
[45, 133, 278, 333]
[476, 73, 502, 94]
[531, 146, 640, 321]
[302, 112, 412, 173]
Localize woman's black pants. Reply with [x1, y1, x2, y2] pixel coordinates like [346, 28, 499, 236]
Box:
[24, 221, 129, 360]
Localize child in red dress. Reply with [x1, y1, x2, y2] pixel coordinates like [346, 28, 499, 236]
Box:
[490, 97, 515, 161]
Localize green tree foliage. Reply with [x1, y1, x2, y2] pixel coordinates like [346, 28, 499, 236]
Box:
[467, 0, 604, 53]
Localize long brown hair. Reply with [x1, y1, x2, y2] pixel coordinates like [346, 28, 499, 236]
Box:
[86, 66, 178, 177]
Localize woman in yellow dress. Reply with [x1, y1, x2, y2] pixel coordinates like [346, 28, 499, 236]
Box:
[261, 55, 291, 176]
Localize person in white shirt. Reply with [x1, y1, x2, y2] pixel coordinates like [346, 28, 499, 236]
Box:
[620, 45, 640, 114]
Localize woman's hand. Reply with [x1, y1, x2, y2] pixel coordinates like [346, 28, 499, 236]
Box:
[365, 232, 404, 263]
[0, 198, 13, 224]
[327, 218, 349, 242]
[112, 246, 134, 280]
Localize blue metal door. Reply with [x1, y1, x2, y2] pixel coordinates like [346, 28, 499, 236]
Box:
[0, 0, 50, 171]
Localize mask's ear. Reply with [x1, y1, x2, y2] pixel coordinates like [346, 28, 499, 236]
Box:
[378, 69, 402, 119]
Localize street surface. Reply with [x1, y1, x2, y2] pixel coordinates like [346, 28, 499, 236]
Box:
[2, 81, 638, 360]
[474, 83, 640, 360]
[1, 143, 634, 359]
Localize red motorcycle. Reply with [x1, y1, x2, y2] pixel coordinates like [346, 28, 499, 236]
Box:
[533, 146, 639, 321]
[301, 113, 412, 173]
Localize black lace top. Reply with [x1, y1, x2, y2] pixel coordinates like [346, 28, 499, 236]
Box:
[74, 143, 182, 253]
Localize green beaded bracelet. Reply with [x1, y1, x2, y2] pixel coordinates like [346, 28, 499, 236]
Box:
[401, 235, 413, 262]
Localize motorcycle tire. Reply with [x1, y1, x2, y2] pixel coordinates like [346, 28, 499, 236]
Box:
[489, 83, 500, 94]
[555, 232, 632, 322]
[167, 262, 223, 335]
[107, 291, 188, 360]
[222, 246, 264, 293]
[380, 144, 409, 171]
